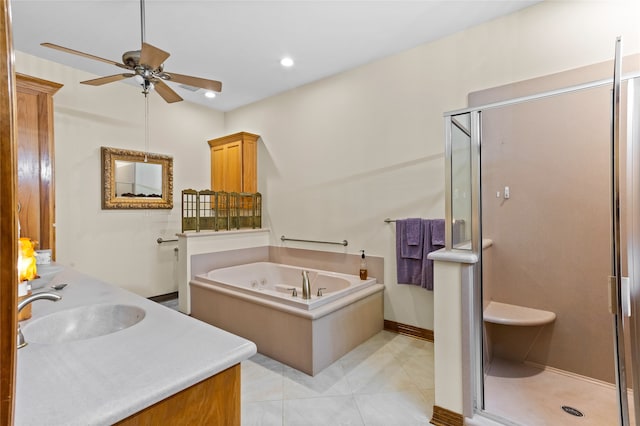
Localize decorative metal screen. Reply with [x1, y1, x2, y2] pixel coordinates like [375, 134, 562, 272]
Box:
[182, 190, 261, 232]
[181, 189, 198, 232]
[237, 192, 262, 229]
[198, 190, 216, 231]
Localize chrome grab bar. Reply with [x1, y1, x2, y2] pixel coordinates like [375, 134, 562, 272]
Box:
[157, 237, 178, 244]
[280, 235, 348, 247]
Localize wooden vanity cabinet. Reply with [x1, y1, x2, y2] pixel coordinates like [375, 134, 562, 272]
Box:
[116, 363, 241, 425]
[208, 132, 259, 193]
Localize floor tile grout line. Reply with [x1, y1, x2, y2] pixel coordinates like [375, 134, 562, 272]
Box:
[351, 393, 368, 426]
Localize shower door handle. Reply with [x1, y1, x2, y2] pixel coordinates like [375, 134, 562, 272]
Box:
[609, 276, 631, 317]
[609, 276, 617, 315]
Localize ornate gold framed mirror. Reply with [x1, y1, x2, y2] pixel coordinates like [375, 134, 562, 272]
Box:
[101, 146, 173, 209]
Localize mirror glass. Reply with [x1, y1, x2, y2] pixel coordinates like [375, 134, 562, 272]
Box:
[101, 147, 173, 209]
[114, 160, 162, 197]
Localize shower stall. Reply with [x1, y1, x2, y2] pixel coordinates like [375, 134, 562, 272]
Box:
[443, 39, 640, 425]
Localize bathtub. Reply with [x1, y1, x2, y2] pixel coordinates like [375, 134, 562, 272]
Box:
[197, 262, 376, 310]
[190, 262, 384, 375]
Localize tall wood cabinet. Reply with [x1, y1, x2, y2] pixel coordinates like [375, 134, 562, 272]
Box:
[208, 132, 259, 193]
[16, 73, 62, 256]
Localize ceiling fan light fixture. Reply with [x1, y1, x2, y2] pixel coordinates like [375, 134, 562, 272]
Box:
[280, 57, 294, 67]
[40, 0, 221, 104]
[204, 91, 216, 99]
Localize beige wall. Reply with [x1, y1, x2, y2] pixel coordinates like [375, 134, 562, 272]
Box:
[14, 1, 640, 333]
[224, 1, 640, 329]
[15, 52, 225, 297]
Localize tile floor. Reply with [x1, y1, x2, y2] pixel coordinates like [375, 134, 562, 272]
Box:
[152, 297, 435, 425]
[155, 298, 634, 425]
[241, 331, 435, 426]
[157, 297, 179, 310]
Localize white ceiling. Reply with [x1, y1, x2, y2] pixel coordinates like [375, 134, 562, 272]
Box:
[10, 0, 539, 112]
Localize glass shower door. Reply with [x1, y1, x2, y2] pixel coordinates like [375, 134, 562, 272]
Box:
[443, 37, 640, 426]
[611, 36, 631, 426]
[624, 72, 640, 425]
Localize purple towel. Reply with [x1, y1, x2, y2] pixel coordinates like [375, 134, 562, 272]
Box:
[406, 218, 422, 245]
[396, 218, 445, 291]
[430, 219, 445, 247]
[399, 218, 423, 260]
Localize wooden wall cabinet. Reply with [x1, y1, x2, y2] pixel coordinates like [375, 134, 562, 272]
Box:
[16, 73, 62, 256]
[208, 132, 259, 193]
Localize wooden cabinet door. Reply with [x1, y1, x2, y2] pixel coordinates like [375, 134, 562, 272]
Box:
[17, 90, 42, 240]
[225, 140, 242, 192]
[211, 140, 242, 192]
[208, 132, 258, 193]
[211, 144, 226, 191]
[15, 74, 61, 254]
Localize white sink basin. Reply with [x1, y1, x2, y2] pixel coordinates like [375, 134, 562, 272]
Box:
[23, 304, 146, 344]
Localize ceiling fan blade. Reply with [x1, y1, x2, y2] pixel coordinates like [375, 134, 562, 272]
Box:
[154, 80, 183, 103]
[81, 73, 135, 86]
[140, 42, 170, 69]
[41, 42, 130, 70]
[162, 72, 222, 92]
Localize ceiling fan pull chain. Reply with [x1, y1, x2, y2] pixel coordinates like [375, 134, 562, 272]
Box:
[144, 94, 149, 162]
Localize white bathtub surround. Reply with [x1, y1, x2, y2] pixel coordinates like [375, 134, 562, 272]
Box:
[241, 330, 435, 425]
[179, 240, 385, 315]
[176, 228, 270, 313]
[16, 267, 256, 425]
[191, 262, 384, 376]
[268, 246, 385, 280]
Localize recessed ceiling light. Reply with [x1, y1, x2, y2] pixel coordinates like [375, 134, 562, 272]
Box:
[204, 91, 216, 99]
[280, 57, 294, 67]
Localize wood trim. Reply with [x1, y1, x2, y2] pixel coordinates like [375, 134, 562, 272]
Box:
[384, 320, 434, 342]
[207, 131, 260, 148]
[0, 0, 18, 423]
[115, 364, 241, 425]
[15, 73, 62, 95]
[148, 291, 178, 303]
[430, 405, 464, 426]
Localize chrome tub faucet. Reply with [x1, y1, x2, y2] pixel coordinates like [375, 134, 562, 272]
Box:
[302, 270, 311, 300]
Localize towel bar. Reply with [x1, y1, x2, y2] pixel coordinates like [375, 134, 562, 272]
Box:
[280, 235, 348, 246]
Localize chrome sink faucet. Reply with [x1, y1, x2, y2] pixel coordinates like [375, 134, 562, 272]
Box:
[302, 270, 311, 300]
[17, 292, 62, 349]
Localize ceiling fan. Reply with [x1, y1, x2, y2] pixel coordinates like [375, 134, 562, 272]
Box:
[40, 0, 222, 103]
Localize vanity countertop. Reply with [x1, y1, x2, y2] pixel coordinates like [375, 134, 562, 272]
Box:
[15, 266, 257, 425]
